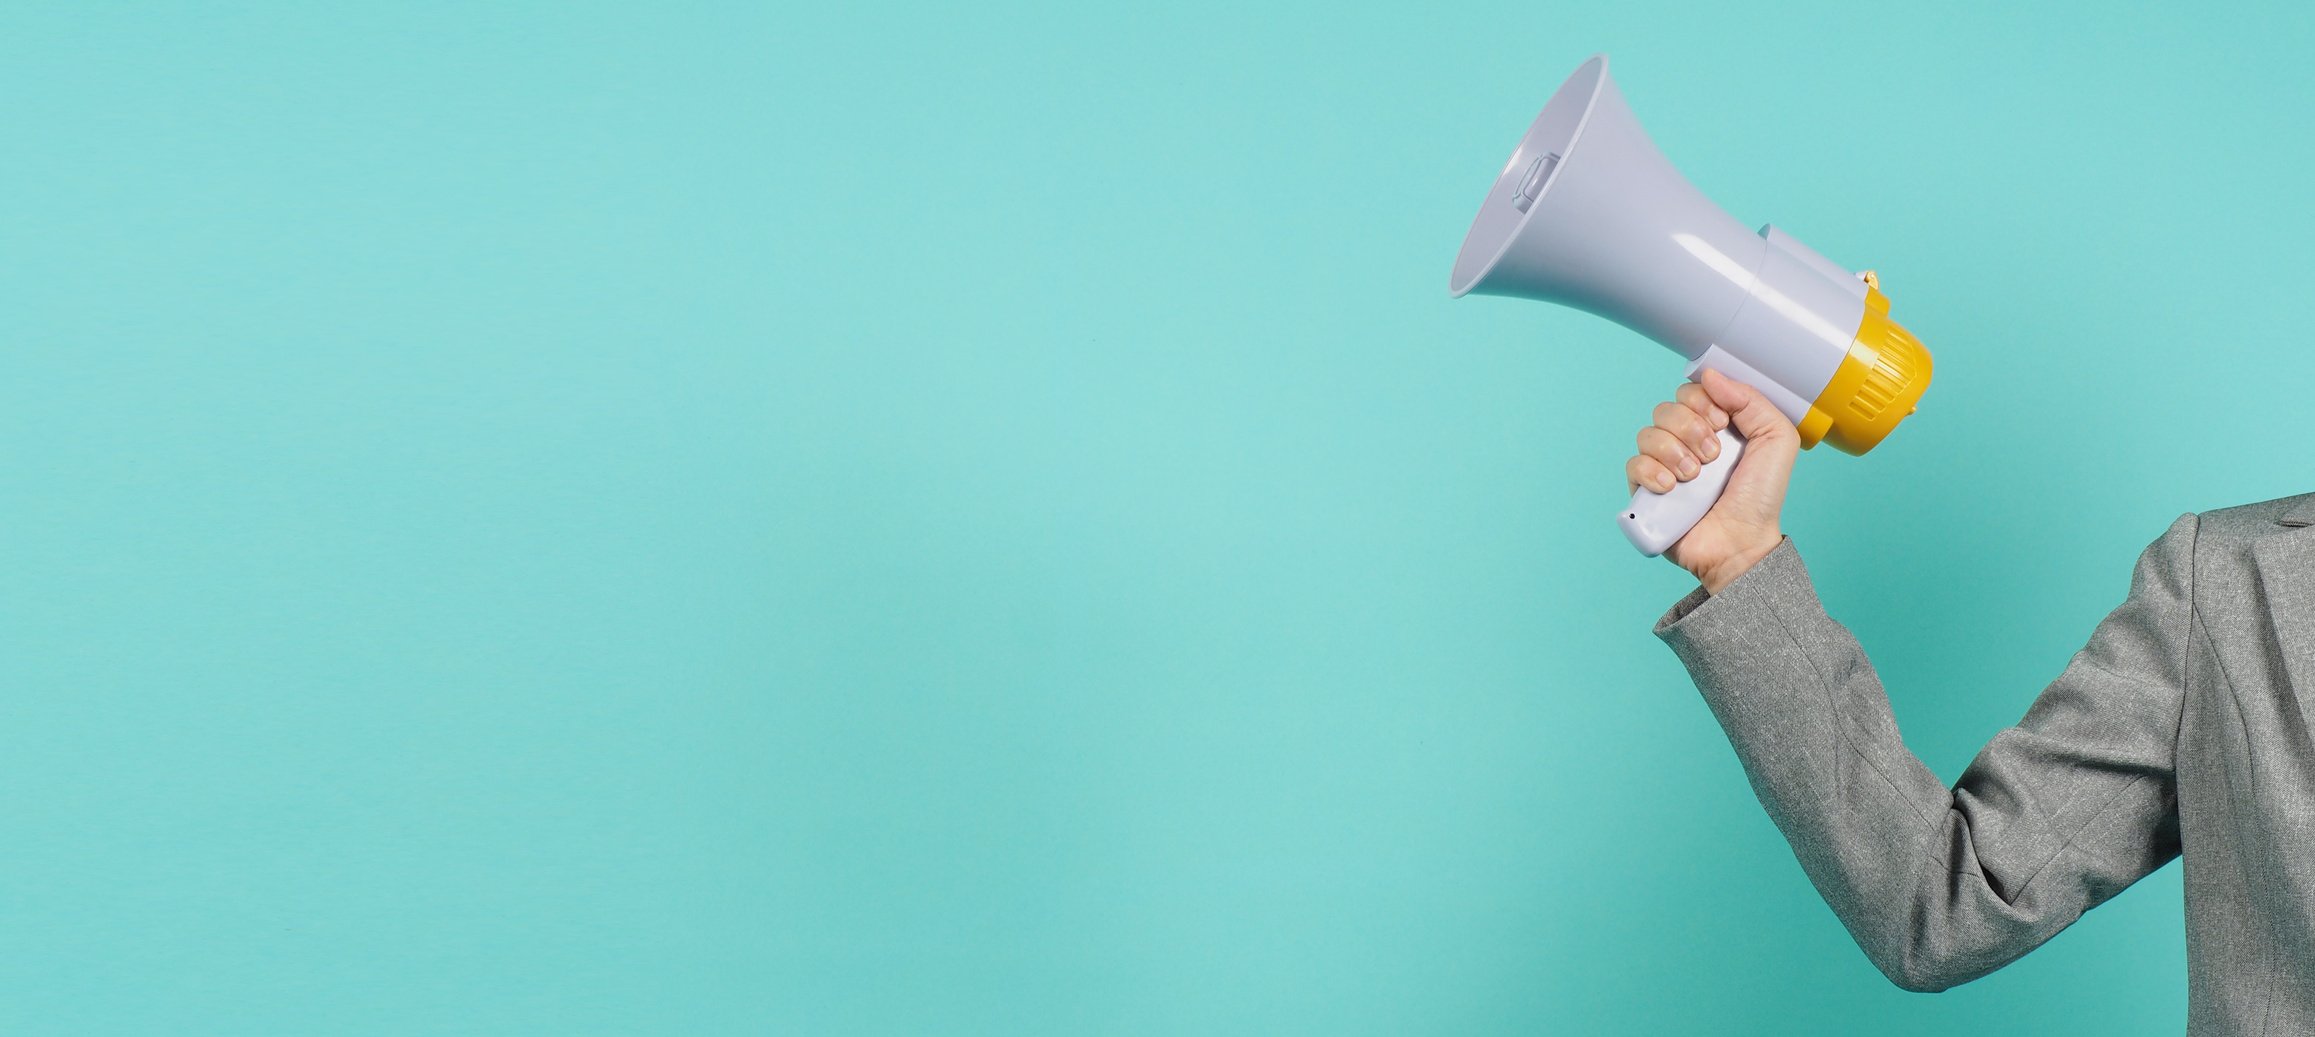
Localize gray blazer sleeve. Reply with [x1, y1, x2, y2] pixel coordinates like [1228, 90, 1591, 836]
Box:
[1654, 515, 2197, 992]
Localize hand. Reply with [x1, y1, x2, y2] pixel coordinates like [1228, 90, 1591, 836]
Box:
[1624, 367, 1800, 593]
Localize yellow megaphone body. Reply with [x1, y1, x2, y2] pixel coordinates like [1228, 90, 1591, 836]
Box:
[1449, 55, 1933, 555]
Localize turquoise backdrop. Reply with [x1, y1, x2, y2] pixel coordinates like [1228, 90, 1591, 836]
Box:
[5, 2, 2311, 1033]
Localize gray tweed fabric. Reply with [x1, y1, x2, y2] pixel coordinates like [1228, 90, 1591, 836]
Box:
[1656, 492, 2315, 1035]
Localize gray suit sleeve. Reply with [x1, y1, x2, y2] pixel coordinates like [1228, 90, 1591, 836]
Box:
[1654, 515, 2197, 992]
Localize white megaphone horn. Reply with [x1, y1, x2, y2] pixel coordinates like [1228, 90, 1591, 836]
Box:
[1450, 55, 1932, 556]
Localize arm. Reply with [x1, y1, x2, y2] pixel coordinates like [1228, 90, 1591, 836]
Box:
[1656, 523, 2192, 990]
[1625, 374, 2193, 990]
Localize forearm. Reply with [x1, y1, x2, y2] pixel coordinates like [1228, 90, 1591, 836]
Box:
[1654, 537, 2180, 991]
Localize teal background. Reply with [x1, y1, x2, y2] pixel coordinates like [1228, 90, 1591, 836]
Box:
[4, 2, 2310, 1033]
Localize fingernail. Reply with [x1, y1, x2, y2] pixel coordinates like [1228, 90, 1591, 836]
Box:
[1655, 475, 1675, 492]
[1678, 457, 1698, 477]
[1700, 439, 1718, 461]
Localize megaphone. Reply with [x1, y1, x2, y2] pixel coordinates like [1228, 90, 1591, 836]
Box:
[1450, 55, 1932, 556]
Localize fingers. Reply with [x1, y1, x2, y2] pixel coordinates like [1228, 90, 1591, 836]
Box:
[1636, 425, 1702, 486]
[1651, 400, 1722, 468]
[1627, 453, 1675, 495]
[1674, 382, 1730, 431]
[1628, 383, 1731, 495]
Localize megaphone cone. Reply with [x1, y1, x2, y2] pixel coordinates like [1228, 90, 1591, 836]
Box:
[1450, 55, 1931, 556]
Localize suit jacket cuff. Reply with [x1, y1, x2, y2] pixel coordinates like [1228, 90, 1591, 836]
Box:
[1652, 536, 1819, 665]
[1649, 536, 1846, 817]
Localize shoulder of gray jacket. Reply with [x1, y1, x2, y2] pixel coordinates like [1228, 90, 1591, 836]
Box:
[2196, 491, 2315, 538]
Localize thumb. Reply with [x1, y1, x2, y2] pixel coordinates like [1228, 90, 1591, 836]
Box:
[1693, 367, 1799, 519]
[1697, 367, 1797, 448]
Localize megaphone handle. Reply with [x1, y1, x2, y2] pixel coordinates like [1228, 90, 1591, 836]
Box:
[1616, 426, 1744, 557]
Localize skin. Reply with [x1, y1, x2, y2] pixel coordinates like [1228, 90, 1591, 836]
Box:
[1624, 367, 1797, 594]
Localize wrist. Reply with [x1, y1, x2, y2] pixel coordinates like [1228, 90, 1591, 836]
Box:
[1697, 533, 1782, 594]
